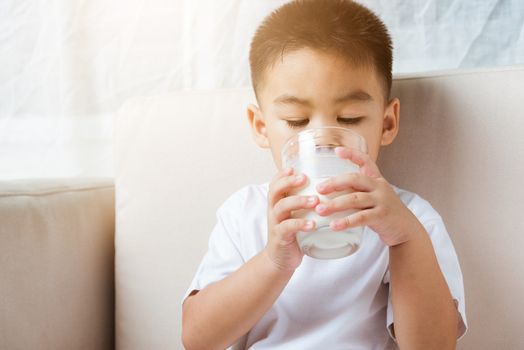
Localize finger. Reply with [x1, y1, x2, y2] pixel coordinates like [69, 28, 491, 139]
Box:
[315, 192, 375, 216]
[268, 167, 295, 210]
[268, 172, 308, 207]
[274, 194, 319, 222]
[316, 172, 374, 194]
[271, 166, 294, 184]
[334, 146, 381, 178]
[330, 208, 377, 231]
[275, 218, 316, 242]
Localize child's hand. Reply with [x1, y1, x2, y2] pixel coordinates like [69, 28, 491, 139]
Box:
[264, 167, 319, 271]
[314, 147, 420, 247]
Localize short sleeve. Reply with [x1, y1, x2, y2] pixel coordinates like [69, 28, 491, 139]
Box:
[181, 200, 246, 304]
[383, 217, 468, 341]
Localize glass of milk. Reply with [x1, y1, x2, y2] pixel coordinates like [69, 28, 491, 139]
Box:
[281, 127, 368, 259]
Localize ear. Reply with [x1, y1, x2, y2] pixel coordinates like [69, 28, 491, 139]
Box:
[380, 97, 400, 146]
[247, 103, 270, 148]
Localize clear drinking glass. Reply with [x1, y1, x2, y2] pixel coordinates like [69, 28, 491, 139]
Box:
[281, 127, 368, 259]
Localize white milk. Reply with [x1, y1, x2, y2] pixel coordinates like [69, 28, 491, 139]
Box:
[289, 149, 364, 259]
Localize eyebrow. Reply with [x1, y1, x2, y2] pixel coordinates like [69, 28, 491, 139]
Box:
[273, 89, 373, 106]
[273, 94, 312, 107]
[334, 90, 373, 104]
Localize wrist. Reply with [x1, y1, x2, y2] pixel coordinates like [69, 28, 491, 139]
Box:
[391, 215, 426, 247]
[261, 247, 298, 277]
[384, 210, 424, 247]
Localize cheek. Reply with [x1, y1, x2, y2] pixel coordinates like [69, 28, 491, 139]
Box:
[267, 122, 294, 146]
[264, 126, 287, 156]
[355, 125, 383, 160]
[366, 144, 380, 163]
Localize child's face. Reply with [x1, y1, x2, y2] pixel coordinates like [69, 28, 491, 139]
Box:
[247, 48, 400, 170]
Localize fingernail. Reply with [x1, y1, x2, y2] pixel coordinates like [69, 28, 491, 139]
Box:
[316, 204, 327, 212]
[317, 183, 326, 191]
[306, 196, 316, 204]
[331, 220, 343, 229]
[304, 220, 314, 229]
[294, 174, 304, 183]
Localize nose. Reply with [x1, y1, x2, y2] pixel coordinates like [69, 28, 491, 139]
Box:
[306, 116, 340, 130]
[303, 123, 346, 148]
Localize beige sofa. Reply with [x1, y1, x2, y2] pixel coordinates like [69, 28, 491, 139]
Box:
[0, 179, 115, 349]
[1, 66, 523, 349]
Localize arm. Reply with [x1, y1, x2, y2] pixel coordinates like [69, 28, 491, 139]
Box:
[183, 167, 318, 349]
[388, 216, 458, 349]
[315, 146, 460, 349]
[182, 250, 293, 350]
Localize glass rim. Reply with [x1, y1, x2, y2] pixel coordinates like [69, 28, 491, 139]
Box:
[281, 126, 367, 157]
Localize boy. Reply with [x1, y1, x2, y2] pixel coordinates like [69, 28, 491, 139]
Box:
[182, 0, 467, 349]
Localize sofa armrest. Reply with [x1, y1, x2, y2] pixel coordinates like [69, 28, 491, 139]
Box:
[0, 178, 115, 350]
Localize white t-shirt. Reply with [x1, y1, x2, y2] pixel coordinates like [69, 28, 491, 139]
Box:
[183, 182, 468, 349]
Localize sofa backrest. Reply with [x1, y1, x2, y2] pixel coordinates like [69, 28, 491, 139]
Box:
[114, 66, 524, 350]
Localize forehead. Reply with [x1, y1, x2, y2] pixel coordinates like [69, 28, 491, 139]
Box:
[258, 48, 384, 108]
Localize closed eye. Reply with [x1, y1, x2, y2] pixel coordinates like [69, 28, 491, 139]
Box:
[338, 116, 364, 125]
[286, 119, 309, 129]
[285, 117, 364, 129]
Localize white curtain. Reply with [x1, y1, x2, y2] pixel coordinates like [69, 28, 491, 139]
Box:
[1, 0, 523, 180]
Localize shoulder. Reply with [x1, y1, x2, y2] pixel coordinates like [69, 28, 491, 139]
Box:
[214, 182, 269, 256]
[390, 184, 442, 225]
[390, 184, 457, 254]
[217, 182, 268, 217]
